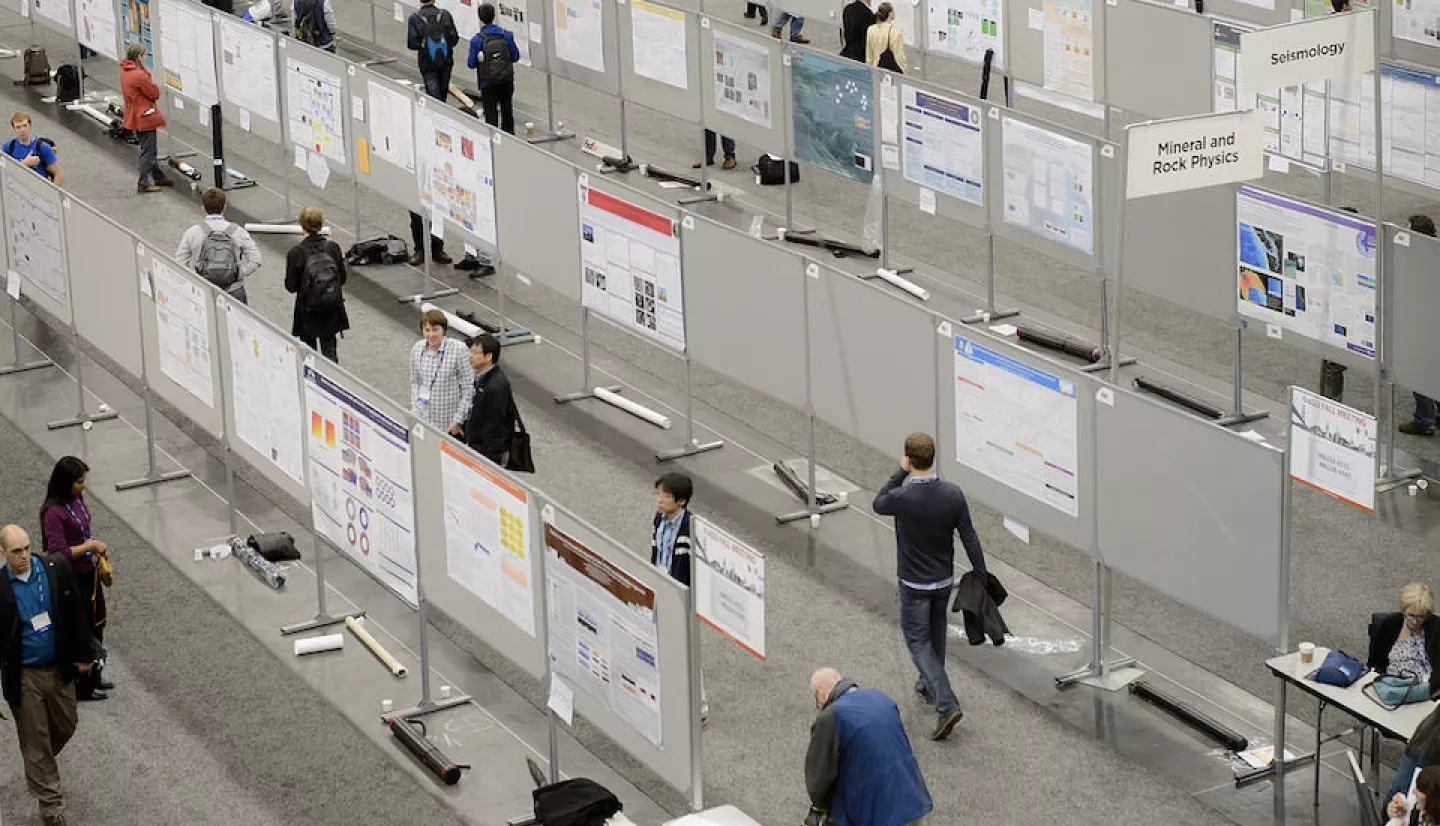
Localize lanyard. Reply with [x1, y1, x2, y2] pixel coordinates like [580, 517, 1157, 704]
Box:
[65, 500, 91, 541]
[422, 340, 447, 396]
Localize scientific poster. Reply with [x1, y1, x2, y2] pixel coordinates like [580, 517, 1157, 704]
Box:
[436, 0, 480, 40]
[693, 517, 766, 660]
[545, 523, 663, 747]
[151, 259, 213, 407]
[1042, 0, 1092, 101]
[286, 56, 346, 165]
[498, 0, 533, 66]
[953, 333, 1080, 517]
[927, 0, 1002, 67]
[3, 175, 67, 308]
[416, 102, 498, 245]
[790, 49, 874, 184]
[1001, 116, 1093, 255]
[158, 0, 218, 106]
[1329, 65, 1440, 190]
[219, 17, 278, 124]
[900, 84, 983, 206]
[1213, 22, 1326, 167]
[226, 305, 304, 485]
[32, 0, 70, 31]
[1236, 187, 1376, 358]
[631, 0, 687, 90]
[122, 0, 153, 68]
[78, 0, 119, 60]
[1393, 0, 1440, 46]
[1289, 386, 1376, 511]
[579, 184, 685, 352]
[368, 79, 415, 171]
[304, 364, 418, 607]
[713, 30, 771, 128]
[554, 0, 605, 73]
[441, 440, 535, 637]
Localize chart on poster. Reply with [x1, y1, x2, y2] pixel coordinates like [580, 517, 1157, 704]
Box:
[713, 30, 771, 128]
[693, 517, 766, 660]
[1001, 117, 1093, 255]
[286, 56, 346, 164]
[78, 0, 119, 60]
[1212, 22, 1325, 168]
[415, 102, 497, 245]
[368, 79, 415, 171]
[631, 0, 687, 90]
[953, 333, 1079, 517]
[4, 177, 66, 308]
[791, 49, 874, 184]
[900, 84, 983, 206]
[579, 184, 685, 351]
[226, 306, 304, 484]
[441, 441, 535, 636]
[1042, 0, 1092, 101]
[545, 523, 663, 747]
[220, 17, 278, 124]
[1236, 187, 1376, 358]
[927, 0, 1002, 67]
[158, 0, 218, 105]
[122, 0, 154, 69]
[151, 259, 214, 407]
[554, 0, 605, 73]
[304, 365, 418, 607]
[1289, 386, 1376, 512]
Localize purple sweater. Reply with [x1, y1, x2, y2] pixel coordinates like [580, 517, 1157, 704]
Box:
[40, 498, 94, 574]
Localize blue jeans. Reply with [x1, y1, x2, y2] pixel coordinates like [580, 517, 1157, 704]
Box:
[771, 9, 804, 36]
[1387, 750, 1422, 803]
[704, 130, 736, 163]
[421, 66, 452, 103]
[899, 585, 958, 716]
[1414, 393, 1437, 429]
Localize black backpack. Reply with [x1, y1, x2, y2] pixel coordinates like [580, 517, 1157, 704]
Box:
[345, 234, 409, 265]
[478, 31, 513, 85]
[754, 153, 800, 186]
[301, 244, 343, 311]
[294, 0, 325, 45]
[417, 6, 453, 70]
[54, 64, 81, 102]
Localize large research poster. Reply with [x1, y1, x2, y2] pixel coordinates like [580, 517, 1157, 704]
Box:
[1236, 187, 1376, 358]
[416, 103, 498, 246]
[304, 365, 418, 607]
[219, 17, 278, 124]
[158, 0, 218, 105]
[1001, 117, 1093, 255]
[1213, 22, 1326, 167]
[441, 440, 535, 636]
[226, 306, 304, 484]
[713, 31, 772, 129]
[790, 49, 874, 184]
[78, 0, 120, 60]
[368, 80, 415, 171]
[1329, 65, 1440, 190]
[693, 517, 766, 660]
[554, 0, 606, 73]
[1393, 0, 1440, 47]
[1289, 386, 1377, 511]
[4, 175, 67, 307]
[1042, 0, 1093, 101]
[631, 0, 688, 91]
[900, 84, 983, 206]
[151, 259, 214, 407]
[579, 185, 685, 352]
[286, 56, 346, 164]
[953, 334, 1080, 517]
[927, 0, 1002, 67]
[32, 0, 70, 31]
[545, 523, 663, 747]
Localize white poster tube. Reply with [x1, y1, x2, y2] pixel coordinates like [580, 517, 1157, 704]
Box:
[345, 616, 408, 677]
[421, 303, 480, 338]
[293, 633, 344, 656]
[875, 269, 931, 301]
[243, 223, 333, 235]
[593, 387, 672, 429]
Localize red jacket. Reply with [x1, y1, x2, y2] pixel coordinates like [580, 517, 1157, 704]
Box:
[120, 59, 166, 132]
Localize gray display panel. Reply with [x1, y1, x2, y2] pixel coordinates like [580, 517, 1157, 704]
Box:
[880, 72, 988, 229]
[493, 132, 580, 300]
[987, 109, 1102, 273]
[699, 17, 785, 157]
[1117, 173, 1235, 322]
[1386, 0, 1440, 66]
[1003, 0, 1105, 103]
[65, 199, 143, 379]
[3, 162, 71, 327]
[538, 499, 696, 797]
[935, 324, 1097, 554]
[154, 0, 218, 133]
[1205, 0, 1291, 26]
[350, 66, 421, 213]
[216, 15, 283, 146]
[412, 422, 546, 679]
[0, 0, 29, 21]
[1385, 223, 1440, 401]
[31, 0, 75, 40]
[278, 38, 353, 180]
[1097, 385, 1286, 643]
[1106, 0, 1210, 119]
[137, 241, 224, 438]
[807, 264, 936, 457]
[545, 0, 622, 96]
[500, 0, 551, 73]
[617, 0, 701, 123]
[682, 214, 808, 410]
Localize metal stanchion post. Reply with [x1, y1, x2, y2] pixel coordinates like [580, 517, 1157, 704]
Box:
[394, 518, 471, 719]
[397, 206, 459, 303]
[686, 584, 704, 812]
[116, 257, 193, 491]
[555, 308, 618, 405]
[1217, 319, 1267, 427]
[961, 231, 1018, 324]
[0, 288, 53, 376]
[48, 201, 119, 431]
[658, 229, 722, 462]
[776, 261, 843, 524]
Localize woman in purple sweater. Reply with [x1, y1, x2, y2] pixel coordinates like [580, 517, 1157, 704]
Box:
[39, 456, 111, 701]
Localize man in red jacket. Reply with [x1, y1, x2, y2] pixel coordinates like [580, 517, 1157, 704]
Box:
[120, 44, 172, 194]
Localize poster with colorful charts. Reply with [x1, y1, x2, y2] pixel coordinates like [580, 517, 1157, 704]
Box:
[122, 0, 154, 69]
[712, 30, 772, 129]
[1000, 116, 1093, 255]
[304, 364, 418, 607]
[790, 48, 874, 185]
[158, 0, 218, 106]
[151, 259, 214, 407]
[415, 100, 497, 246]
[693, 517, 766, 660]
[1042, 0, 1093, 101]
[219, 16, 278, 124]
[285, 55, 346, 165]
[440, 440, 535, 636]
[78, 0, 120, 60]
[578, 184, 685, 352]
[226, 306, 304, 485]
[1289, 386, 1376, 512]
[927, 0, 1002, 68]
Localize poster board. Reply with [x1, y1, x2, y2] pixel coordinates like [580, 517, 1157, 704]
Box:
[1288, 385, 1376, 511]
[499, 0, 549, 72]
[64, 200, 143, 380]
[879, 73, 988, 227]
[217, 15, 281, 144]
[351, 66, 420, 212]
[31, 0, 72, 37]
[435, 0, 481, 40]
[3, 163, 70, 326]
[991, 113, 1099, 271]
[1105, 0, 1209, 120]
[281, 39, 352, 181]
[1387, 223, 1440, 403]
[1203, 0, 1291, 27]
[156, 0, 218, 106]
[1119, 182, 1236, 322]
[138, 242, 223, 438]
[693, 516, 765, 660]
[546, 0, 620, 95]
[1390, 0, 1440, 64]
[700, 19, 784, 156]
[122, 0, 155, 69]
[1329, 63, 1440, 192]
[494, 133, 581, 301]
[303, 362, 420, 608]
[78, 0, 122, 61]
[617, 0, 700, 123]
[1004, 0, 1102, 104]
[789, 44, 875, 185]
[1214, 20, 1327, 168]
[415, 96, 498, 251]
[926, 0, 1004, 68]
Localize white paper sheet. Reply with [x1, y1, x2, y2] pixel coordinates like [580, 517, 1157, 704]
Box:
[219, 16, 279, 123]
[631, 0, 687, 90]
[554, 0, 605, 73]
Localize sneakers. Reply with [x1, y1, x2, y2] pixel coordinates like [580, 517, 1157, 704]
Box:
[692, 158, 739, 170]
[1400, 421, 1436, 436]
[434, 251, 453, 265]
[914, 680, 933, 705]
[930, 709, 963, 741]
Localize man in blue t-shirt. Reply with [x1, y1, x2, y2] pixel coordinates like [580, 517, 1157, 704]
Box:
[4, 112, 63, 186]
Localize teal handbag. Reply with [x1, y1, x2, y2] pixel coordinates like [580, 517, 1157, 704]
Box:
[1364, 674, 1431, 710]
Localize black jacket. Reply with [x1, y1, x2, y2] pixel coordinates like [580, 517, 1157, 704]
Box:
[408, 3, 460, 71]
[840, 1, 876, 62]
[284, 234, 350, 339]
[1368, 611, 1440, 698]
[951, 571, 1010, 639]
[465, 364, 516, 463]
[649, 509, 692, 586]
[0, 555, 94, 709]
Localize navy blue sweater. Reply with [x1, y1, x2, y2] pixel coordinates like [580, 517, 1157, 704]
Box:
[872, 469, 986, 586]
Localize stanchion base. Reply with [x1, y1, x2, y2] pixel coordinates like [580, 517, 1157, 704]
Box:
[775, 500, 847, 525]
[527, 130, 575, 145]
[115, 468, 193, 491]
[397, 287, 460, 304]
[677, 192, 719, 206]
[1377, 467, 1425, 494]
[555, 384, 620, 405]
[1235, 752, 1320, 789]
[656, 439, 724, 463]
[280, 609, 367, 636]
[1055, 656, 1138, 688]
[1078, 355, 1139, 374]
[225, 179, 260, 191]
[47, 409, 119, 431]
[0, 358, 54, 376]
[961, 309, 1021, 325]
[1217, 410, 1270, 428]
[499, 329, 536, 346]
[359, 57, 398, 67]
[390, 692, 472, 722]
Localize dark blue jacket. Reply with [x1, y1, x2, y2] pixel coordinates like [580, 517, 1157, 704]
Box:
[466, 24, 520, 88]
[806, 681, 932, 826]
[650, 509, 691, 586]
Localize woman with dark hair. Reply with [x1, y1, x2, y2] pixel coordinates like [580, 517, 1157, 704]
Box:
[1388, 764, 1440, 825]
[1388, 706, 1440, 803]
[39, 456, 111, 701]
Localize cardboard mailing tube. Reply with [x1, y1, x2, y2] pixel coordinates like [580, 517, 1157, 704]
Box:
[345, 616, 408, 677]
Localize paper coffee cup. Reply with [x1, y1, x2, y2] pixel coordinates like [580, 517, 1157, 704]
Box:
[1298, 642, 1315, 663]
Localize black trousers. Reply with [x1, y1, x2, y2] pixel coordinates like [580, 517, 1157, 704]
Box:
[480, 81, 515, 135]
[301, 334, 339, 363]
[409, 212, 446, 258]
[73, 568, 106, 697]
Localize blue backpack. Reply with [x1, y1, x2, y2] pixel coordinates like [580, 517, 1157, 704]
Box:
[418, 6, 452, 69]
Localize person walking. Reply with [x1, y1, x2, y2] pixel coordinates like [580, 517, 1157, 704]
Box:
[411, 308, 475, 436]
[284, 206, 348, 363]
[120, 44, 172, 194]
[174, 187, 262, 304]
[866, 3, 906, 72]
[5, 111, 64, 185]
[804, 668, 932, 826]
[468, 3, 519, 135]
[408, 0, 460, 267]
[839, 0, 874, 62]
[871, 432, 986, 741]
[770, 4, 809, 42]
[1, 524, 96, 826]
[463, 333, 516, 464]
[293, 0, 338, 51]
[39, 456, 111, 703]
[743, 1, 767, 24]
[693, 131, 737, 170]
[1399, 214, 1439, 435]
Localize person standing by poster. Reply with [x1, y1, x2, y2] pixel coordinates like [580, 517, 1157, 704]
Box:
[463, 333, 516, 465]
[410, 308, 475, 436]
[285, 206, 349, 363]
[467, 3, 519, 135]
[650, 472, 709, 724]
[407, 0, 459, 267]
[865, 3, 906, 73]
[39, 457, 112, 703]
[839, 0, 873, 62]
[120, 44, 172, 194]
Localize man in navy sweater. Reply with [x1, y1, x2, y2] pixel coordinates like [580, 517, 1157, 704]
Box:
[872, 432, 987, 741]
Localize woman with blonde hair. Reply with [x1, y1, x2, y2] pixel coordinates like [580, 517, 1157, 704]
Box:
[1369, 582, 1440, 699]
[865, 3, 906, 73]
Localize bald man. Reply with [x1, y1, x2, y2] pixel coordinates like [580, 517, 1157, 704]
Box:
[0, 524, 95, 826]
[804, 668, 932, 826]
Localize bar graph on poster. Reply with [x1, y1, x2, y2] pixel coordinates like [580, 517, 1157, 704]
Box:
[441, 440, 535, 636]
[151, 258, 214, 407]
[3, 175, 67, 308]
[286, 56, 346, 164]
[158, 0, 218, 105]
[416, 101, 497, 246]
[579, 184, 685, 352]
[226, 305, 304, 484]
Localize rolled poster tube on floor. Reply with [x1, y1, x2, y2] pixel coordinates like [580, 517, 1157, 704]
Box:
[593, 387, 672, 429]
[345, 616, 408, 677]
[294, 633, 344, 657]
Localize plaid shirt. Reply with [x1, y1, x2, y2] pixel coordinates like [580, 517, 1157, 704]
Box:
[410, 338, 475, 429]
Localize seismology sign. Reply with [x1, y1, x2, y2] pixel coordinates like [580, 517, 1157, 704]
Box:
[1126, 110, 1265, 199]
[1238, 10, 1375, 97]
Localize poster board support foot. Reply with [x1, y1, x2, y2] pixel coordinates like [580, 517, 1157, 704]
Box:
[861, 267, 929, 301]
[46, 352, 118, 430]
[960, 308, 1019, 324]
[1215, 320, 1268, 428]
[0, 298, 53, 375]
[392, 595, 472, 720]
[396, 286, 459, 303]
[656, 351, 723, 462]
[1376, 467, 1423, 494]
[280, 538, 367, 635]
[555, 383, 621, 405]
[1077, 354, 1136, 374]
[392, 693, 471, 720]
[1056, 562, 1137, 688]
[115, 380, 193, 490]
[963, 234, 1019, 324]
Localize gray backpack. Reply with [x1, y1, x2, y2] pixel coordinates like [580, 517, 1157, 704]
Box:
[197, 223, 243, 289]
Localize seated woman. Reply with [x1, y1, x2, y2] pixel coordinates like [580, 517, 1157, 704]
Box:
[1388, 764, 1440, 825]
[1369, 583, 1440, 699]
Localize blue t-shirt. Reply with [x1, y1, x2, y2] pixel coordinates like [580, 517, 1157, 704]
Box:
[4, 138, 56, 177]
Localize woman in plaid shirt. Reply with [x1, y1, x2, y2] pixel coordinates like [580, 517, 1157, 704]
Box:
[410, 308, 476, 436]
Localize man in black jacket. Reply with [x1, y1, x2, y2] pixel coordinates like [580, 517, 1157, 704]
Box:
[407, 0, 459, 268]
[464, 333, 516, 465]
[839, 0, 874, 62]
[0, 525, 95, 826]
